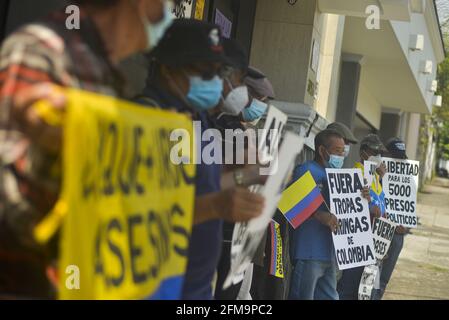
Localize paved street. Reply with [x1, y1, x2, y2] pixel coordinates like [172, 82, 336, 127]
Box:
[384, 178, 449, 300]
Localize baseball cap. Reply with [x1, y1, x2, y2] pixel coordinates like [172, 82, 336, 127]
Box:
[386, 137, 408, 159]
[150, 19, 228, 66]
[360, 134, 387, 153]
[244, 67, 275, 100]
[327, 122, 358, 144]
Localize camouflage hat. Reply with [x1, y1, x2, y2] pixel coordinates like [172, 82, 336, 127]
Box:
[327, 122, 358, 144]
[360, 134, 387, 153]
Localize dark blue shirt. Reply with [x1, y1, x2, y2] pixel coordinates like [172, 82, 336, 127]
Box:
[290, 160, 334, 262]
[138, 85, 222, 300]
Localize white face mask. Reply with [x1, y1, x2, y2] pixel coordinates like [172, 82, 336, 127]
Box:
[344, 145, 351, 158]
[140, 1, 175, 51]
[221, 81, 249, 115]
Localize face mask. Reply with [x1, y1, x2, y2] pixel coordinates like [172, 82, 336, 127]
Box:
[141, 1, 174, 51]
[324, 148, 345, 169]
[328, 154, 345, 169]
[368, 154, 382, 167]
[221, 80, 249, 115]
[186, 75, 224, 111]
[242, 98, 268, 122]
[344, 145, 351, 158]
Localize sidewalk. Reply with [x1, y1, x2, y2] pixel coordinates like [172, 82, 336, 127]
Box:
[383, 177, 449, 300]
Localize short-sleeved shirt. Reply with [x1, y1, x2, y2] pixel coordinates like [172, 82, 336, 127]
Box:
[0, 9, 124, 298]
[354, 162, 386, 217]
[290, 160, 334, 262]
[137, 84, 223, 300]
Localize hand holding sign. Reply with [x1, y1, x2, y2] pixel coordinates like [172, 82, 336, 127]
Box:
[361, 186, 371, 203]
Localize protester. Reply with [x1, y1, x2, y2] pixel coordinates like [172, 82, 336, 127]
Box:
[214, 61, 278, 300]
[213, 39, 257, 301]
[0, 0, 177, 299]
[371, 137, 410, 300]
[337, 133, 387, 300]
[240, 67, 273, 127]
[288, 129, 344, 300]
[137, 19, 266, 300]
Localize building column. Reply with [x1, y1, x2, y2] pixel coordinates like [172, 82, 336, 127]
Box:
[335, 53, 364, 131]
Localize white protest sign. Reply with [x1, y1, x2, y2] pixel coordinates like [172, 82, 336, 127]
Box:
[248, 132, 304, 232]
[327, 168, 376, 270]
[224, 132, 304, 288]
[358, 264, 379, 300]
[224, 223, 265, 287]
[364, 160, 377, 187]
[382, 158, 419, 228]
[372, 217, 396, 260]
[258, 105, 287, 167]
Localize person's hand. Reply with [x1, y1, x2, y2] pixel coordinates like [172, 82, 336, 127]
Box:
[212, 187, 265, 222]
[370, 205, 381, 219]
[361, 186, 371, 202]
[313, 211, 338, 232]
[326, 212, 338, 233]
[376, 162, 387, 179]
[396, 225, 408, 234]
[11, 83, 66, 153]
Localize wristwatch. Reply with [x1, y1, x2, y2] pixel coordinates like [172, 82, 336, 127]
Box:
[234, 169, 244, 186]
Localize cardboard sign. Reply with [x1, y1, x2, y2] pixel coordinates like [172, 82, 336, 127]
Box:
[327, 168, 376, 270]
[364, 160, 377, 187]
[382, 158, 419, 228]
[372, 217, 396, 260]
[358, 264, 380, 300]
[258, 106, 288, 168]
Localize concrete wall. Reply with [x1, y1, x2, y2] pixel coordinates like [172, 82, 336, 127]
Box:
[250, 0, 317, 104]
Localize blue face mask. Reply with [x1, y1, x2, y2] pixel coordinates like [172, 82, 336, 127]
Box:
[186, 75, 224, 111]
[242, 98, 268, 122]
[328, 154, 345, 169]
[324, 149, 345, 169]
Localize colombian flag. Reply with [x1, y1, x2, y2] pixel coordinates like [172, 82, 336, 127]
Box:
[278, 171, 325, 229]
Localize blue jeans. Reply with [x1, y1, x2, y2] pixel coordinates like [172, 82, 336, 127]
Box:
[288, 259, 339, 300]
[371, 233, 404, 300]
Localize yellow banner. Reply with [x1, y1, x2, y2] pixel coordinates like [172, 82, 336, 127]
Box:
[35, 89, 196, 300]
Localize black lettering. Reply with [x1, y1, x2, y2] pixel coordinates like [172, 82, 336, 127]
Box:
[128, 214, 147, 284]
[171, 205, 190, 257]
[106, 218, 125, 287]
